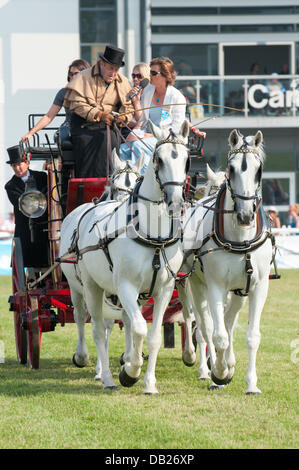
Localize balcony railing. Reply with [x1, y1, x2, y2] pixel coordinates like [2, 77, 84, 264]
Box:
[175, 74, 299, 119]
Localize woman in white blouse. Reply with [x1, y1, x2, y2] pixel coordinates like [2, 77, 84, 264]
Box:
[120, 57, 195, 173]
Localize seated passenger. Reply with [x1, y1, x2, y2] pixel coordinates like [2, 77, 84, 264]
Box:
[4, 146, 49, 280]
[119, 57, 206, 174]
[21, 59, 90, 144]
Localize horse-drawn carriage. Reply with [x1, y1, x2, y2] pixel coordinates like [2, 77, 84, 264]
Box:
[8, 113, 280, 395]
[9, 114, 204, 370]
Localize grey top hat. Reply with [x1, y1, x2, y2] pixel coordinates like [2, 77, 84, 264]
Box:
[6, 145, 27, 164]
[100, 45, 125, 67]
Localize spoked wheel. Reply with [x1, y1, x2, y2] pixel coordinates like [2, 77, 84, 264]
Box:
[27, 295, 41, 369]
[11, 238, 27, 364]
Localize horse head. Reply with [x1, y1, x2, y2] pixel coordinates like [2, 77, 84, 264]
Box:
[110, 148, 143, 201]
[149, 119, 189, 216]
[227, 129, 264, 225]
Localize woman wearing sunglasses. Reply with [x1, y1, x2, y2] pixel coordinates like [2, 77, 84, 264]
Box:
[120, 57, 189, 174]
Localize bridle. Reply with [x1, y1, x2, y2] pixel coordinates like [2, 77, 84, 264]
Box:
[152, 131, 189, 201]
[110, 164, 142, 198]
[226, 144, 263, 212]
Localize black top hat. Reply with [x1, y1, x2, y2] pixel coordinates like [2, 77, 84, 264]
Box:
[6, 145, 28, 164]
[100, 45, 125, 67]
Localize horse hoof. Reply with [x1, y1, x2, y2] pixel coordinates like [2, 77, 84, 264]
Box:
[182, 354, 196, 367]
[119, 366, 140, 388]
[211, 371, 232, 386]
[246, 391, 262, 396]
[104, 385, 118, 391]
[72, 354, 87, 368]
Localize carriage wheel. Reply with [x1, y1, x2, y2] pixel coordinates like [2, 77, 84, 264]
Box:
[27, 295, 41, 369]
[11, 238, 27, 364]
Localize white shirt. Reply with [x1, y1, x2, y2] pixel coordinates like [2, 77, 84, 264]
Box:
[139, 84, 186, 134]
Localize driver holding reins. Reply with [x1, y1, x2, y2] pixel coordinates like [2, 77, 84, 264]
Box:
[63, 45, 135, 179]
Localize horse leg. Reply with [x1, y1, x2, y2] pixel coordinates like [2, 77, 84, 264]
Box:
[81, 276, 117, 389]
[188, 275, 216, 379]
[177, 281, 196, 367]
[121, 310, 133, 364]
[224, 293, 247, 382]
[206, 284, 230, 385]
[143, 283, 175, 395]
[72, 290, 89, 368]
[246, 279, 269, 394]
[195, 316, 211, 381]
[117, 283, 147, 386]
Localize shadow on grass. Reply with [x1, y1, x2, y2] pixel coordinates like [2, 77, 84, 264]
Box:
[0, 354, 136, 397]
[0, 350, 203, 398]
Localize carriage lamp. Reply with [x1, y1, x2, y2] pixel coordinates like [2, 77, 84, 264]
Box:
[18, 176, 47, 218]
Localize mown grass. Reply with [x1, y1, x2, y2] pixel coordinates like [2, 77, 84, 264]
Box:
[0, 271, 298, 449]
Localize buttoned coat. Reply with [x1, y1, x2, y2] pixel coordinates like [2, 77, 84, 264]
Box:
[5, 170, 49, 267]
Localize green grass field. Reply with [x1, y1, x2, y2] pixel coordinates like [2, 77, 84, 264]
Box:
[0, 271, 298, 449]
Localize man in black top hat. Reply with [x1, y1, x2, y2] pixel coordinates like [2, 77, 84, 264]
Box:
[63, 45, 135, 179]
[4, 145, 49, 270]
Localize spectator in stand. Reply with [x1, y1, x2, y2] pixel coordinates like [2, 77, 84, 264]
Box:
[267, 206, 281, 228]
[289, 204, 299, 228]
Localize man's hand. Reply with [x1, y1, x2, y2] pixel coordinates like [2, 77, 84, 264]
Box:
[114, 115, 127, 127]
[94, 110, 114, 126]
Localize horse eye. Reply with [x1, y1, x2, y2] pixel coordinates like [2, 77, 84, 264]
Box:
[229, 165, 235, 177]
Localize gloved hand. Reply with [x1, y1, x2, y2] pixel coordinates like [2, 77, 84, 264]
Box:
[114, 115, 127, 127]
[94, 110, 114, 126]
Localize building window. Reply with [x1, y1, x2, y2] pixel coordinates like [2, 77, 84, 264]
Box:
[152, 44, 218, 76]
[151, 6, 298, 16]
[80, 0, 116, 65]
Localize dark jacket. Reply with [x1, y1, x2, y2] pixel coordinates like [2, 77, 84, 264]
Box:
[5, 170, 49, 267]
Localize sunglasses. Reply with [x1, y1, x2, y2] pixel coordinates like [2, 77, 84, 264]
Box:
[150, 70, 161, 76]
[131, 73, 143, 79]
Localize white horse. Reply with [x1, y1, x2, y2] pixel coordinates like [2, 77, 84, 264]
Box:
[61, 150, 144, 373]
[180, 129, 274, 394]
[59, 120, 189, 394]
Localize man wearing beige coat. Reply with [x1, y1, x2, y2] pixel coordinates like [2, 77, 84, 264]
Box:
[64, 45, 134, 178]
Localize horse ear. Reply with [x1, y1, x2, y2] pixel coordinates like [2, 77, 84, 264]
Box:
[180, 119, 189, 138]
[136, 152, 145, 173]
[229, 129, 241, 148]
[254, 130, 263, 147]
[148, 119, 163, 140]
[111, 148, 123, 171]
[206, 164, 216, 183]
